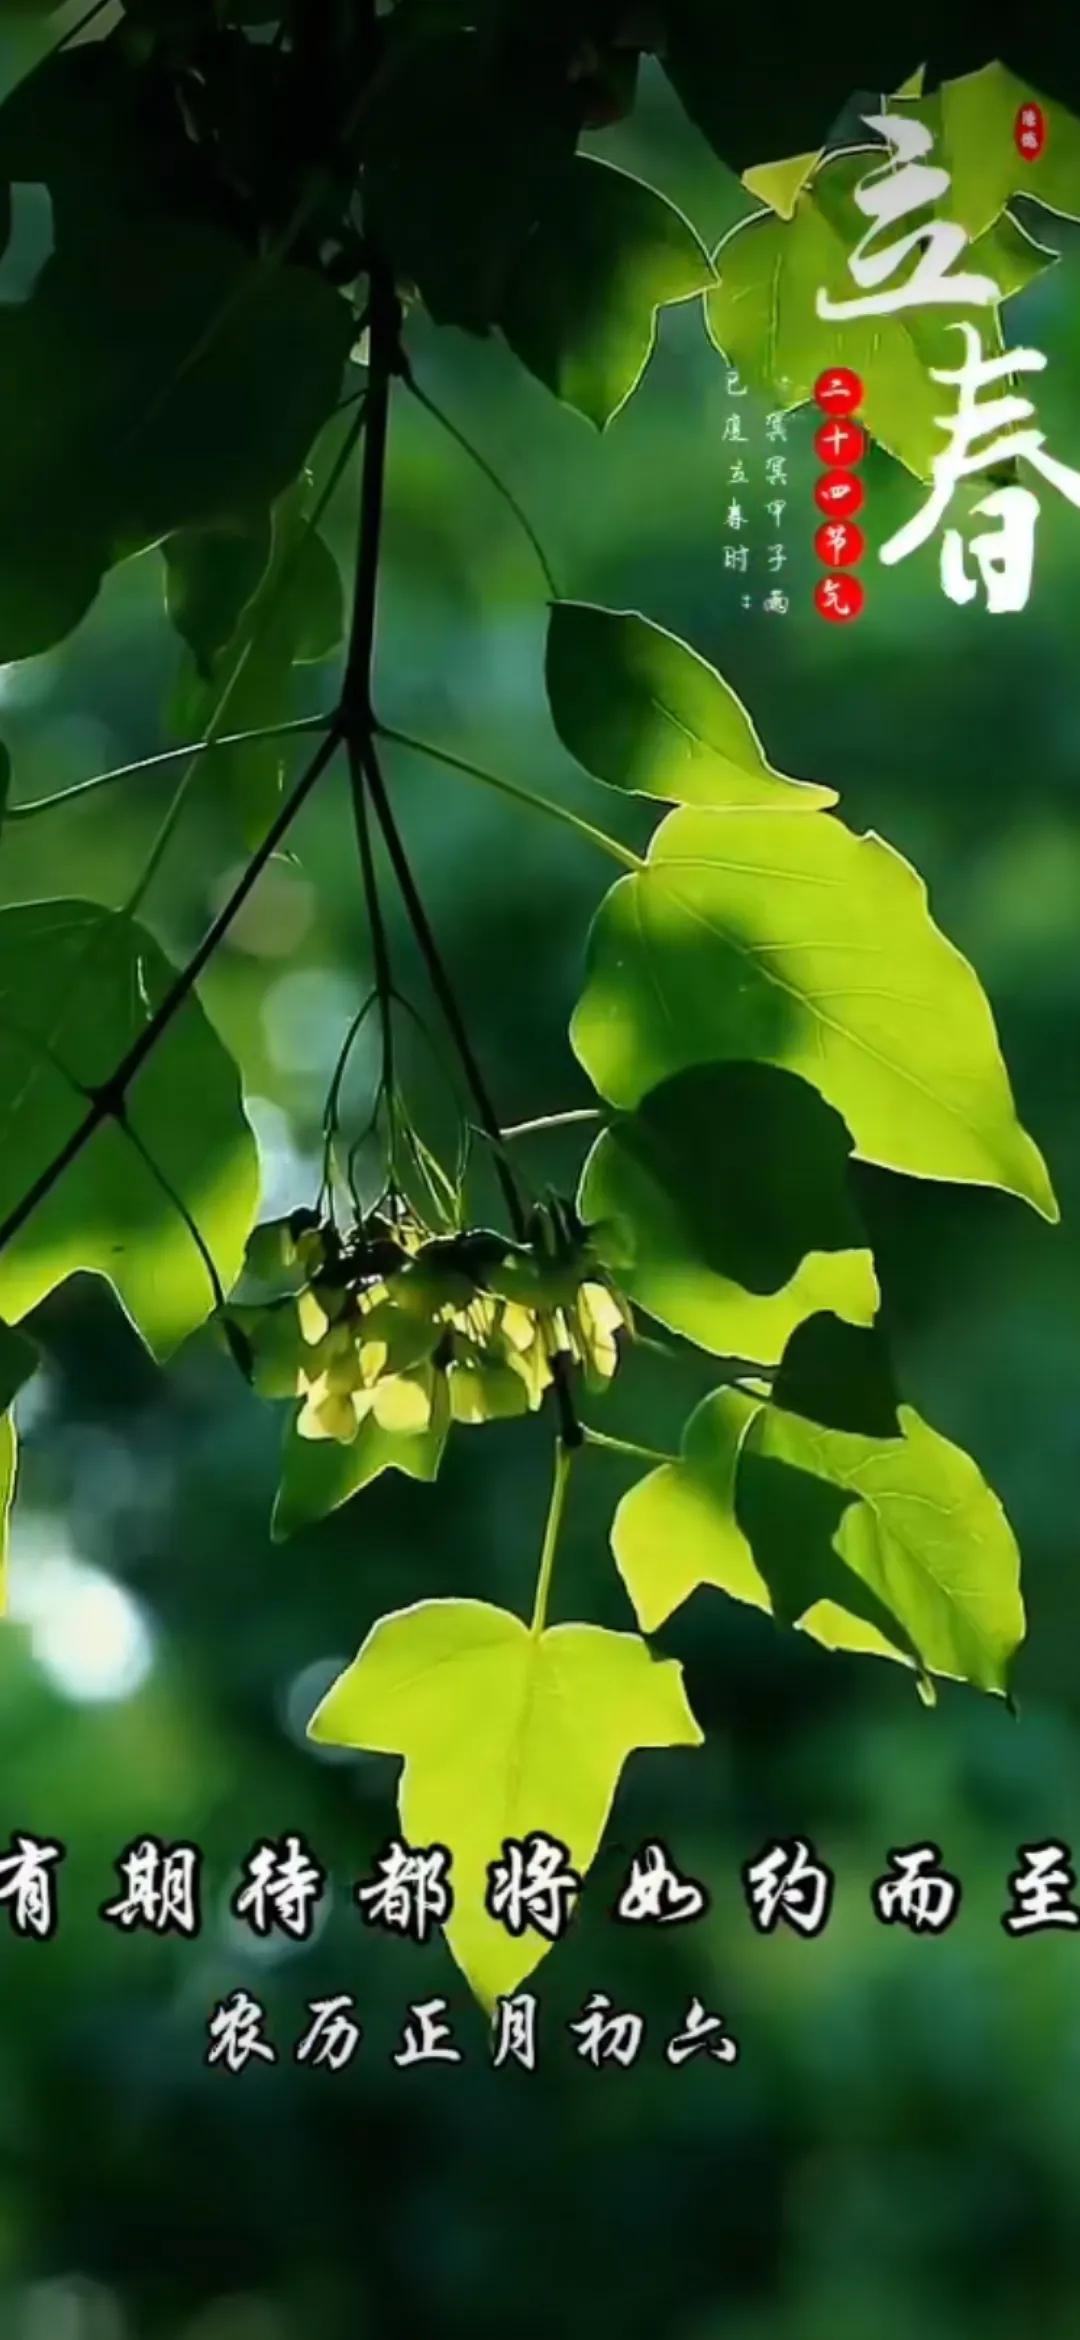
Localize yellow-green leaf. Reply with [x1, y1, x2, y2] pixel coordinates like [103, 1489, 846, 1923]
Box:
[707, 158, 1056, 480]
[613, 1386, 1025, 1696]
[309, 1599, 702, 2004]
[571, 804, 1056, 1219]
[0, 1414, 16, 1615]
[272, 1382, 450, 1541]
[916, 63, 1080, 244]
[742, 148, 821, 221]
[546, 603, 835, 810]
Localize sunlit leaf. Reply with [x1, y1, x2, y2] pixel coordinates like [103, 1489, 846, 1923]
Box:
[546, 603, 835, 809]
[0, 1317, 37, 1612]
[309, 1598, 702, 2003]
[742, 149, 821, 221]
[909, 62, 1080, 243]
[272, 1382, 450, 1541]
[613, 1383, 1024, 1695]
[707, 161, 1056, 479]
[572, 803, 1056, 1218]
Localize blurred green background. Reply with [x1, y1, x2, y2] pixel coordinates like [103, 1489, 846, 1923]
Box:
[1, 13, 1079, 2338]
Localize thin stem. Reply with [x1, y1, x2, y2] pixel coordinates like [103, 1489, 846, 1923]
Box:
[500, 1108, 602, 1141]
[365, 734, 586, 1453]
[404, 373, 561, 599]
[346, 253, 582, 1454]
[320, 988, 378, 1209]
[8, 715, 331, 822]
[582, 1426, 678, 1468]
[0, 722, 343, 1265]
[380, 724, 642, 872]
[125, 401, 365, 915]
[530, 1438, 573, 1635]
[348, 738, 398, 1182]
[341, 266, 400, 1187]
[361, 735, 523, 1234]
[342, 268, 395, 720]
[121, 1119, 226, 1312]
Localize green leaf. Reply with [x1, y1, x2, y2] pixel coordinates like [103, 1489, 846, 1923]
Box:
[571, 802, 1056, 1219]
[706, 159, 1056, 480]
[0, 43, 353, 658]
[546, 603, 835, 810]
[910, 63, 1080, 244]
[0, 216, 352, 656]
[0, 1321, 34, 1617]
[746, 1402, 1025, 1694]
[738, 66, 921, 217]
[309, 1598, 702, 2003]
[0, 902, 259, 1357]
[613, 1388, 768, 1635]
[659, 14, 921, 173]
[364, 22, 576, 333]
[0, 1320, 38, 1412]
[613, 1386, 1025, 1695]
[580, 1064, 877, 1365]
[272, 1383, 450, 1542]
[0, 1415, 16, 1616]
[0, 41, 175, 246]
[497, 157, 713, 428]
[164, 509, 273, 677]
[173, 486, 344, 841]
[770, 1312, 900, 1437]
[742, 149, 821, 221]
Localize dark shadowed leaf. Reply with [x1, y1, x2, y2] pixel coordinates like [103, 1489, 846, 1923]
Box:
[580, 1064, 877, 1364]
[0, 43, 353, 657]
[172, 485, 344, 841]
[164, 510, 273, 677]
[770, 1312, 901, 1436]
[364, 22, 576, 332]
[498, 158, 712, 427]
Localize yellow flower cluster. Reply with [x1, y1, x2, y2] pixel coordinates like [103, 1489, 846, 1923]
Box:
[229, 1208, 630, 1450]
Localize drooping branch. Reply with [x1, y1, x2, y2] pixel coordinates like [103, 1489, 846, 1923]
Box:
[339, 260, 584, 1451]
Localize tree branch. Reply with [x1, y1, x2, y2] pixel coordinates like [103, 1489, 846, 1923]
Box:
[379, 724, 642, 870]
[8, 714, 332, 823]
[0, 720, 343, 1264]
